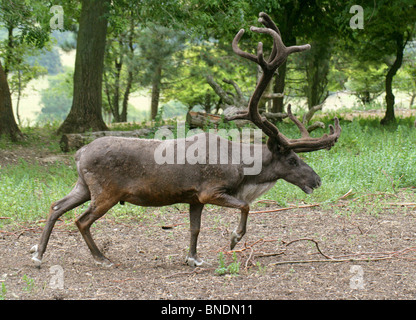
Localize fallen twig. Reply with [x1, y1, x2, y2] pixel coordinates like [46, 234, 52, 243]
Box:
[250, 189, 355, 215]
[249, 188, 414, 215]
[249, 204, 320, 214]
[282, 238, 333, 260]
[244, 247, 255, 270]
[165, 267, 215, 278]
[386, 202, 416, 206]
[161, 223, 186, 230]
[226, 237, 333, 269]
[268, 256, 393, 267]
[0, 230, 17, 237]
[268, 244, 416, 267]
[339, 188, 354, 200]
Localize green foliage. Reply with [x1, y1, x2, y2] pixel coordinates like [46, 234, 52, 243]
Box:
[159, 100, 188, 119]
[395, 45, 416, 107]
[37, 68, 73, 123]
[0, 0, 53, 66]
[0, 282, 6, 300]
[344, 62, 387, 104]
[26, 46, 64, 75]
[215, 251, 240, 276]
[162, 39, 255, 113]
[22, 274, 35, 293]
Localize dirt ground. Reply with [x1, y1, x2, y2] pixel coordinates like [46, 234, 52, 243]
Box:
[1, 191, 416, 301]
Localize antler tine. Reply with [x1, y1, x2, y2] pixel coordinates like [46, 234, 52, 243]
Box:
[250, 26, 286, 69]
[286, 114, 342, 153]
[258, 12, 281, 36]
[258, 12, 280, 61]
[286, 105, 310, 139]
[232, 29, 258, 64]
[232, 13, 311, 72]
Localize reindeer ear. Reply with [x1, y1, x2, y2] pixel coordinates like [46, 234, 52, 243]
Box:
[266, 137, 287, 154]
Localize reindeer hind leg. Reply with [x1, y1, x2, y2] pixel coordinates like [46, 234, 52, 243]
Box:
[31, 179, 91, 268]
[185, 203, 207, 267]
[75, 195, 119, 267]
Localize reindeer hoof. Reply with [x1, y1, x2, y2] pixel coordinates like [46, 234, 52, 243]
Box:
[30, 244, 38, 253]
[185, 256, 210, 267]
[230, 231, 242, 250]
[30, 245, 42, 268]
[93, 257, 114, 268]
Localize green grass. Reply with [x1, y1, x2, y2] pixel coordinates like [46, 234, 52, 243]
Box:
[0, 160, 77, 222]
[263, 117, 416, 205]
[215, 251, 241, 276]
[0, 159, 156, 227]
[1, 116, 415, 226]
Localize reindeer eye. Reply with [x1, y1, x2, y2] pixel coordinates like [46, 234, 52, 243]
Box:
[288, 157, 298, 166]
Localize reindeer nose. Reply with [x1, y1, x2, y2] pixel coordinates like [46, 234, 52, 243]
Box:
[315, 177, 322, 188]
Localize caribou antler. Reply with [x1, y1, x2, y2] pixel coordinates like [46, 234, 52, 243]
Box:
[227, 12, 341, 153]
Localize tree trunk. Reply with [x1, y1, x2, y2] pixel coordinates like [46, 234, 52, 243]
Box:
[16, 70, 22, 126]
[410, 93, 415, 109]
[120, 24, 135, 123]
[270, 3, 299, 115]
[151, 64, 162, 120]
[0, 61, 23, 141]
[58, 0, 110, 134]
[381, 33, 404, 125]
[121, 70, 133, 122]
[305, 40, 331, 110]
[4, 25, 14, 76]
[111, 55, 122, 123]
[272, 62, 287, 114]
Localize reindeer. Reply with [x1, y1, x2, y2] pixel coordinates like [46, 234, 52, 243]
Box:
[31, 12, 341, 268]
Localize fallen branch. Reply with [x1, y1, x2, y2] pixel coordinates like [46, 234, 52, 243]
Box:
[282, 238, 333, 260]
[386, 202, 416, 206]
[268, 244, 416, 267]
[164, 267, 215, 278]
[161, 223, 186, 230]
[225, 237, 333, 269]
[249, 204, 320, 214]
[268, 256, 393, 267]
[244, 247, 255, 269]
[0, 230, 17, 237]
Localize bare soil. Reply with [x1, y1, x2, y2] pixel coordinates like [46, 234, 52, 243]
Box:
[1, 193, 416, 300]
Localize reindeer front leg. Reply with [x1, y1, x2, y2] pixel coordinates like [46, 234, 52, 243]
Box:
[230, 206, 249, 250]
[198, 191, 250, 254]
[205, 194, 250, 250]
